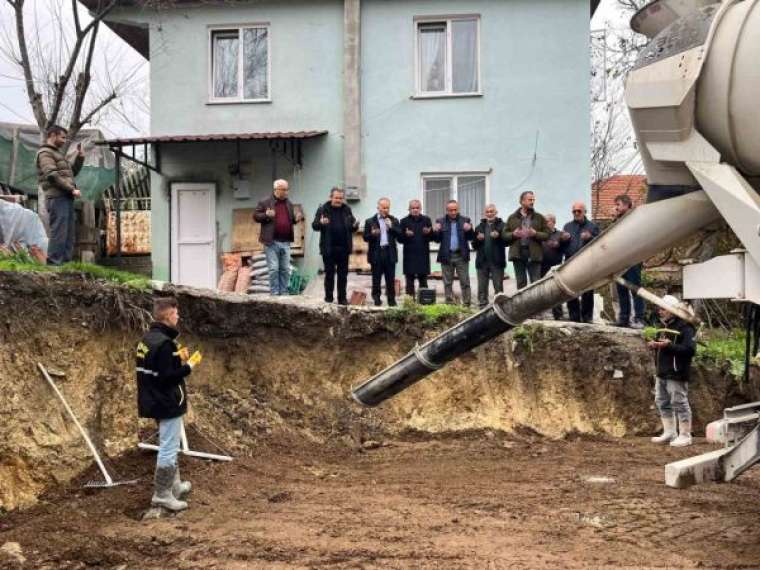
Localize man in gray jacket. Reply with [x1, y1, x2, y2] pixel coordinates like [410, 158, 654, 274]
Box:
[36, 125, 84, 265]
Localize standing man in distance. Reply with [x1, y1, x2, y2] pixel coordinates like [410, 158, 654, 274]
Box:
[254, 179, 302, 296]
[560, 202, 600, 323]
[613, 194, 646, 329]
[399, 199, 433, 299]
[363, 198, 402, 307]
[472, 204, 507, 309]
[312, 187, 358, 305]
[503, 191, 548, 290]
[432, 200, 475, 306]
[36, 125, 84, 265]
[540, 213, 565, 320]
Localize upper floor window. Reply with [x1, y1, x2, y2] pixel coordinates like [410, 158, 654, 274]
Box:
[415, 16, 480, 97]
[210, 25, 270, 102]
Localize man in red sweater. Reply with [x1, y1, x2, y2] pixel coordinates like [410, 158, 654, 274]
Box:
[254, 180, 302, 295]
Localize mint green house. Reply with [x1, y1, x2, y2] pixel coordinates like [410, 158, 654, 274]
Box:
[93, 0, 596, 287]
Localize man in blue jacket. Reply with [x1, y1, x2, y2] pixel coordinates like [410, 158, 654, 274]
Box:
[432, 200, 475, 305]
[560, 202, 600, 323]
[136, 297, 202, 512]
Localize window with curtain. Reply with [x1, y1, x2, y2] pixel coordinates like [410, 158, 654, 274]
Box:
[211, 26, 270, 101]
[416, 17, 480, 96]
[422, 173, 488, 223]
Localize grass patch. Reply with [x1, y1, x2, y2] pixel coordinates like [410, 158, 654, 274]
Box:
[0, 251, 151, 290]
[511, 323, 548, 353]
[385, 297, 473, 325]
[695, 329, 746, 378]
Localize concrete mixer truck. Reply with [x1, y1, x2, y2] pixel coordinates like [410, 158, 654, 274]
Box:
[352, 0, 760, 489]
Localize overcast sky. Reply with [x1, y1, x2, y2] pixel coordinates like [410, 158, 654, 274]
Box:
[0, 0, 149, 138]
[0, 0, 630, 139]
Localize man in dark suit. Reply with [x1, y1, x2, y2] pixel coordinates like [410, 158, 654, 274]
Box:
[472, 204, 507, 308]
[363, 197, 402, 306]
[399, 199, 433, 298]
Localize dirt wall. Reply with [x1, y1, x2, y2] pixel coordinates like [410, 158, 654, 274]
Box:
[0, 272, 753, 512]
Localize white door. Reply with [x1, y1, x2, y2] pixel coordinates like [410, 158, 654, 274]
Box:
[171, 183, 217, 288]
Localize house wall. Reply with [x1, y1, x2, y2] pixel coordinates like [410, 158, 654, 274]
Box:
[360, 0, 590, 273]
[128, 0, 345, 280]
[120, 0, 589, 281]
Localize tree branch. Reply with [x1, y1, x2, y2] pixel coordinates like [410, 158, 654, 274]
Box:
[10, 0, 47, 130]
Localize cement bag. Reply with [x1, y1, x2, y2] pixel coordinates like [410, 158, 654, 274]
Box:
[251, 267, 269, 278]
[250, 259, 267, 270]
[250, 253, 266, 263]
[0, 201, 49, 254]
[217, 269, 238, 292]
[248, 286, 270, 294]
[234, 266, 252, 293]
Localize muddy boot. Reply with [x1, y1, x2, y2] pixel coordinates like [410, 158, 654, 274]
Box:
[152, 465, 188, 512]
[651, 416, 676, 444]
[670, 420, 693, 447]
[172, 465, 192, 499]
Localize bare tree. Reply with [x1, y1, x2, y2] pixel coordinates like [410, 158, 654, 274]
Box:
[0, 0, 143, 143]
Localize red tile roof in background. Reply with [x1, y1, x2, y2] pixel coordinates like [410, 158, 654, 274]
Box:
[592, 175, 648, 221]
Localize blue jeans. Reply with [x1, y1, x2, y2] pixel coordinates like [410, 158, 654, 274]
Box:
[46, 196, 76, 265]
[157, 416, 183, 468]
[655, 377, 691, 424]
[265, 241, 291, 295]
[616, 264, 645, 322]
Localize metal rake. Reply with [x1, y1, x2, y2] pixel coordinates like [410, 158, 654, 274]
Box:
[38, 363, 139, 489]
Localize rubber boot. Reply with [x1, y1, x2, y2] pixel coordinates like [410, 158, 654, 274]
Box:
[651, 416, 677, 444]
[172, 465, 192, 499]
[670, 420, 693, 447]
[151, 465, 188, 512]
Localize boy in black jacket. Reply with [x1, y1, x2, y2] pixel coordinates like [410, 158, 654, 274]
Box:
[647, 295, 696, 447]
[137, 297, 202, 511]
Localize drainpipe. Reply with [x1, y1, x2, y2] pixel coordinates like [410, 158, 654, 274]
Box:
[343, 0, 362, 201]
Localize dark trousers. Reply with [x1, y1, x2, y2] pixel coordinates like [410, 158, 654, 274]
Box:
[371, 248, 396, 305]
[46, 196, 76, 265]
[512, 258, 541, 290]
[616, 264, 645, 322]
[476, 264, 504, 308]
[323, 249, 349, 303]
[541, 263, 563, 320]
[568, 290, 594, 323]
[405, 274, 428, 296]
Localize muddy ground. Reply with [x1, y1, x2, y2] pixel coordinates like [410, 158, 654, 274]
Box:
[2, 272, 760, 568]
[2, 432, 760, 569]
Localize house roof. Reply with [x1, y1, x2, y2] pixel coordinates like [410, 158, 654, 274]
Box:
[81, 0, 603, 60]
[97, 130, 328, 147]
[591, 175, 648, 220]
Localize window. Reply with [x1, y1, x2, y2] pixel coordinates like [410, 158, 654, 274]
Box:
[422, 173, 488, 223]
[210, 26, 270, 102]
[416, 16, 480, 96]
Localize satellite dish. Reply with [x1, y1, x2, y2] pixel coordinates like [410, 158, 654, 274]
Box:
[631, 0, 720, 38]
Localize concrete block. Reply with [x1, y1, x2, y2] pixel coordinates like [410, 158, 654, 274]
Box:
[665, 448, 730, 489]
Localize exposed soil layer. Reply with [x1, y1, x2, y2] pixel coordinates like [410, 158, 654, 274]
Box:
[1, 272, 760, 568]
[2, 433, 760, 569]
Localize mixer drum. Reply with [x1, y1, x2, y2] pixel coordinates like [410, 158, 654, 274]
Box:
[696, 0, 760, 176]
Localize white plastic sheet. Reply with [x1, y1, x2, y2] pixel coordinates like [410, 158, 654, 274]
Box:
[0, 201, 48, 254]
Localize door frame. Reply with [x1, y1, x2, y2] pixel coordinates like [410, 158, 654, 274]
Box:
[170, 181, 217, 286]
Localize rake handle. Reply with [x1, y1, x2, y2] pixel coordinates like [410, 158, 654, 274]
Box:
[37, 363, 113, 486]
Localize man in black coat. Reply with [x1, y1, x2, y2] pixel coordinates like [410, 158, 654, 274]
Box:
[471, 204, 507, 308]
[363, 197, 402, 306]
[540, 213, 564, 320]
[136, 297, 202, 512]
[312, 187, 359, 305]
[399, 199, 433, 297]
[432, 200, 475, 306]
[560, 202, 600, 323]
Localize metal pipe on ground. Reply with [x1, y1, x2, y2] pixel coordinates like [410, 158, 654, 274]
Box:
[352, 191, 721, 407]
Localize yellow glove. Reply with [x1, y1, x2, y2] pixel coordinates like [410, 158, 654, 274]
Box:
[187, 351, 203, 369]
[175, 346, 190, 363]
